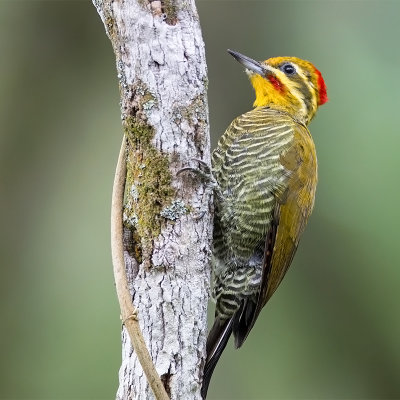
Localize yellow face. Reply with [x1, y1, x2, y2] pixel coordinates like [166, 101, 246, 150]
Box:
[248, 56, 326, 124]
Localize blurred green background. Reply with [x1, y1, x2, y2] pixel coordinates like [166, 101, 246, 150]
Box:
[1, 1, 399, 399]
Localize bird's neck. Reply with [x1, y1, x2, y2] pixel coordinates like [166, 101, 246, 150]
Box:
[254, 103, 310, 126]
[250, 75, 315, 125]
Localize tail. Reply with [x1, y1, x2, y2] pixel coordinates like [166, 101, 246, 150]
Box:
[201, 300, 258, 398]
[201, 317, 233, 399]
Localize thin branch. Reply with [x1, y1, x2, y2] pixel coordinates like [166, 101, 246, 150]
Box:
[111, 136, 170, 400]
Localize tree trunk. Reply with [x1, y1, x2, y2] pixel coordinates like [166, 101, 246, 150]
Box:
[93, 0, 212, 399]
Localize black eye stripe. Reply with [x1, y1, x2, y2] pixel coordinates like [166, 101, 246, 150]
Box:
[281, 63, 296, 75]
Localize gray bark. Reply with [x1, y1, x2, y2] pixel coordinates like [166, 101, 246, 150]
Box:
[93, 0, 212, 399]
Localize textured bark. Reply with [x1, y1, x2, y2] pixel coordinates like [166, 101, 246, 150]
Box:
[93, 0, 211, 399]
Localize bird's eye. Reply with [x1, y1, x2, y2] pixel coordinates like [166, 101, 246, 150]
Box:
[281, 63, 296, 75]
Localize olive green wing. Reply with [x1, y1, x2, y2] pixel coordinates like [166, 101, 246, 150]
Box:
[236, 123, 317, 347]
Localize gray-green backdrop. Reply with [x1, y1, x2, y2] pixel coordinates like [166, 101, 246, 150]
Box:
[1, 1, 399, 399]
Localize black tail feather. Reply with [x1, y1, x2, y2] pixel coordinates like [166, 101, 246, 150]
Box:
[201, 317, 233, 399]
[202, 299, 258, 398]
[232, 299, 257, 349]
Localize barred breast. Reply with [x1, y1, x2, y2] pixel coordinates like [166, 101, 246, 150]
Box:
[211, 107, 300, 319]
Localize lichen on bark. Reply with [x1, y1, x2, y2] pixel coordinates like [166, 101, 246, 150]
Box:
[123, 116, 174, 263]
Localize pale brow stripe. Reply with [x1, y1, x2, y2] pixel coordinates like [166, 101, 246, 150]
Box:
[295, 65, 318, 113]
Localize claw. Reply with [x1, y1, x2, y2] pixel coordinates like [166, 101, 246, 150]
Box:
[176, 166, 195, 176]
[177, 158, 224, 203]
[177, 167, 212, 183]
[191, 158, 211, 172]
[193, 210, 207, 221]
[177, 158, 212, 182]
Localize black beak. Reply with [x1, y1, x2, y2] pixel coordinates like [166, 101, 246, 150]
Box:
[227, 49, 266, 76]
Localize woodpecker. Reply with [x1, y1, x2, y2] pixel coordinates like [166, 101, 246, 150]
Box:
[201, 50, 328, 398]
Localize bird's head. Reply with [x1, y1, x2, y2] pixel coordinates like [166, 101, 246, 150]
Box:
[228, 50, 328, 125]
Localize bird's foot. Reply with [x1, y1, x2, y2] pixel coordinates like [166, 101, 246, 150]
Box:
[177, 158, 215, 183]
[178, 158, 221, 196]
[177, 158, 222, 217]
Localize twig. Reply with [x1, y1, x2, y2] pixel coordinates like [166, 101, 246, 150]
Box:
[111, 136, 170, 400]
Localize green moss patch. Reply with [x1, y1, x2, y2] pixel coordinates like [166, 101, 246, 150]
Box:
[123, 116, 174, 261]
